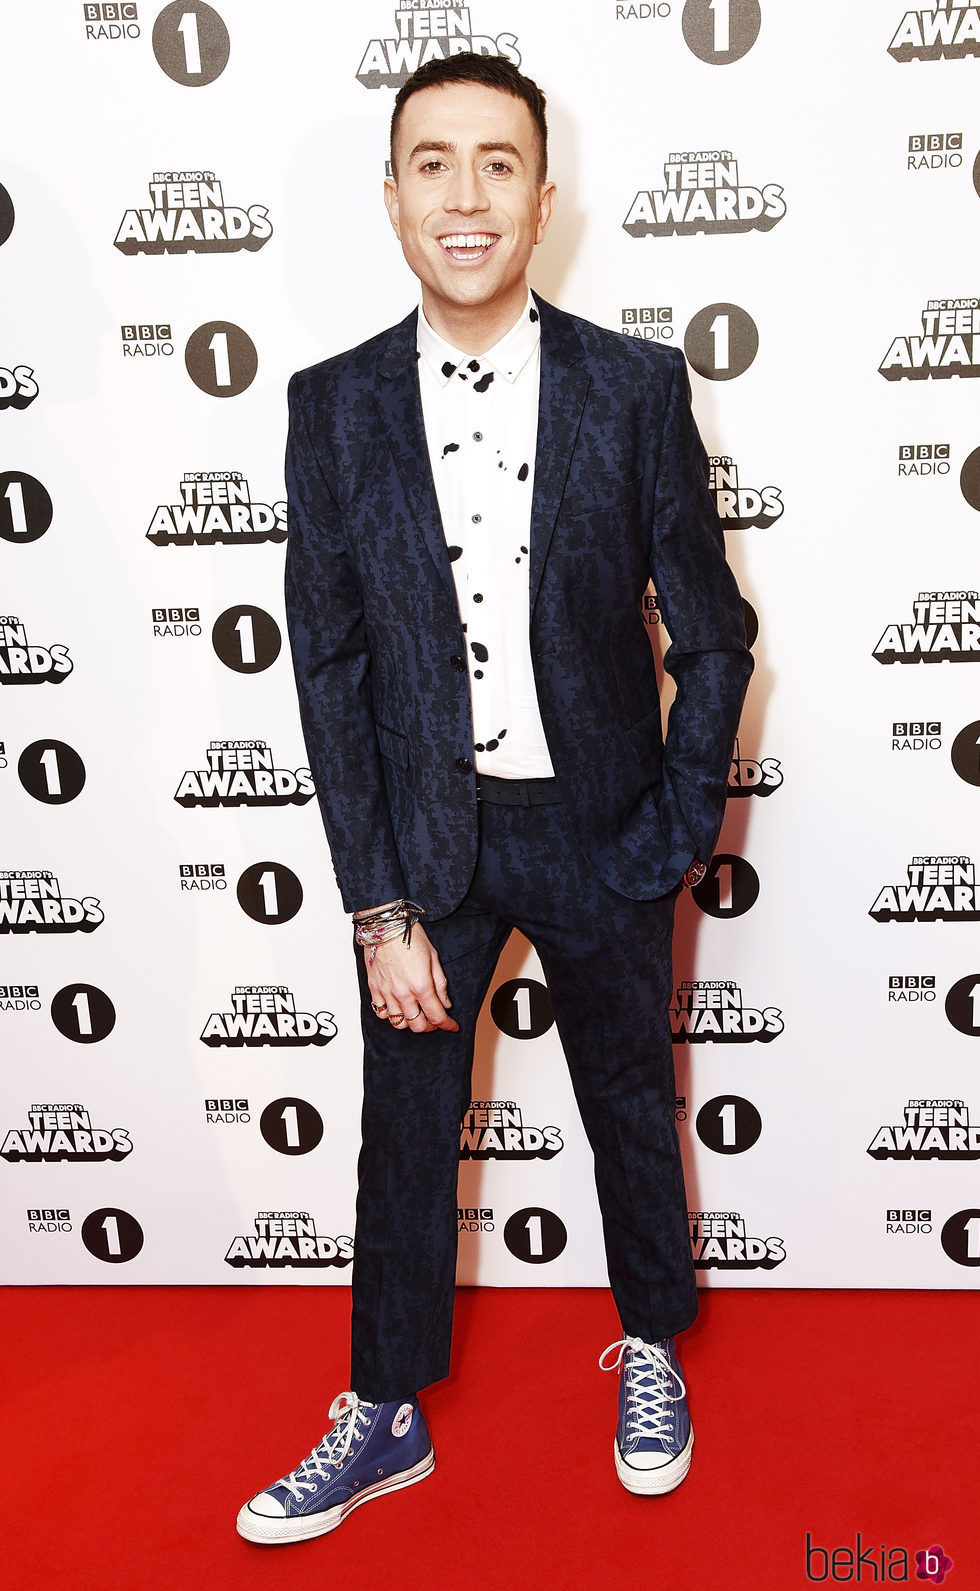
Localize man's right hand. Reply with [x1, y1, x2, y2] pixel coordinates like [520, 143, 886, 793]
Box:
[364, 924, 459, 1034]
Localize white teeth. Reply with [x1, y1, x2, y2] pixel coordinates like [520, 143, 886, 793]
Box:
[440, 233, 497, 250]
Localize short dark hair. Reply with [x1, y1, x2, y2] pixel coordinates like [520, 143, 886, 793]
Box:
[389, 52, 548, 184]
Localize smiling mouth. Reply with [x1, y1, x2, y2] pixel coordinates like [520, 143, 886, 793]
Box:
[438, 232, 500, 261]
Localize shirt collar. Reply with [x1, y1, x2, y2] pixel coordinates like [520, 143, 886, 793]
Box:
[416, 291, 540, 386]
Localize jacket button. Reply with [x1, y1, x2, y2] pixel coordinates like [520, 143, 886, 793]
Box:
[450, 654, 465, 671]
[455, 756, 472, 774]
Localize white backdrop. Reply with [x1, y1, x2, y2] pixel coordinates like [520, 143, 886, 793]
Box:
[2, 0, 980, 1288]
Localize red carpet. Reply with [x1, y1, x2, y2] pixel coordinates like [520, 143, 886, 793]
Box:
[3, 1286, 977, 1589]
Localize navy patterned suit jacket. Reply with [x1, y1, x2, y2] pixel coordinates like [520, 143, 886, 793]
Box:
[284, 291, 753, 921]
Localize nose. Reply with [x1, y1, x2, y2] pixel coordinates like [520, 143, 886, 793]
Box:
[443, 160, 489, 216]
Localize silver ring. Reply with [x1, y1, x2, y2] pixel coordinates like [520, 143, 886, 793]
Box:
[408, 1006, 424, 1020]
[372, 1002, 387, 1015]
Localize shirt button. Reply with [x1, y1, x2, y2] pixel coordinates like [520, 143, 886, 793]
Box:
[455, 756, 473, 774]
[450, 654, 465, 671]
[472, 432, 482, 442]
[471, 513, 482, 524]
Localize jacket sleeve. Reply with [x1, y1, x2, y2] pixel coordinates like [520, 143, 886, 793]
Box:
[649, 347, 754, 868]
[283, 373, 408, 913]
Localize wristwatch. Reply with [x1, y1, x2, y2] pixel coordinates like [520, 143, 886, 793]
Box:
[683, 859, 707, 889]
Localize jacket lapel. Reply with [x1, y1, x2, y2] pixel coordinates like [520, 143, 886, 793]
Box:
[529, 293, 591, 619]
[376, 310, 456, 599]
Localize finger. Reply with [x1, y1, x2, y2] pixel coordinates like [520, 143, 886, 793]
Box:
[429, 950, 453, 1009]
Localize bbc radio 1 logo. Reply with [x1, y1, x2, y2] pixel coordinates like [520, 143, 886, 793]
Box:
[888, 973, 936, 1002]
[206, 1097, 250, 1124]
[908, 131, 963, 170]
[224, 1212, 353, 1269]
[83, 4, 139, 41]
[458, 1205, 494, 1233]
[879, 298, 980, 379]
[892, 720, 942, 755]
[0, 1104, 131, 1163]
[213, 606, 281, 671]
[874, 591, 980, 663]
[114, 171, 271, 255]
[146, 471, 286, 545]
[122, 323, 173, 359]
[152, 605, 201, 638]
[356, 3, 520, 88]
[0, 365, 39, 411]
[684, 304, 759, 381]
[175, 741, 314, 807]
[179, 861, 225, 893]
[0, 616, 72, 684]
[897, 443, 949, 477]
[185, 323, 257, 398]
[0, 871, 103, 934]
[0, 473, 53, 543]
[886, 1207, 932, 1234]
[670, 980, 783, 1043]
[868, 1098, 979, 1160]
[237, 863, 303, 924]
[689, 1210, 785, 1270]
[152, 2, 230, 85]
[459, 1100, 563, 1160]
[729, 739, 782, 797]
[27, 1207, 73, 1234]
[0, 983, 41, 1013]
[888, 4, 980, 60]
[709, 457, 782, 529]
[205, 1100, 251, 1126]
[621, 306, 674, 341]
[870, 856, 980, 923]
[503, 1208, 568, 1264]
[624, 149, 785, 237]
[200, 986, 337, 1047]
[489, 977, 554, 1039]
[15, 739, 85, 806]
[690, 855, 760, 918]
[615, 1, 763, 67]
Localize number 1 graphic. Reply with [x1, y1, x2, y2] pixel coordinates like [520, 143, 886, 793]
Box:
[709, 0, 731, 53]
[4, 479, 28, 537]
[177, 10, 202, 74]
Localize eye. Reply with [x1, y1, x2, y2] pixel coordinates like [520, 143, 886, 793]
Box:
[419, 159, 446, 174]
[485, 160, 512, 176]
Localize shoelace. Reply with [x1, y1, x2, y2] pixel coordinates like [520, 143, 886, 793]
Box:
[599, 1335, 686, 1441]
[276, 1393, 375, 1500]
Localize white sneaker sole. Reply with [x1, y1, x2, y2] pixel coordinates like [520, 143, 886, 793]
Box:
[614, 1428, 694, 1496]
[236, 1448, 436, 1544]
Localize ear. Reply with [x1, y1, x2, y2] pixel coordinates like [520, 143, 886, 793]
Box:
[534, 181, 557, 245]
[383, 177, 400, 238]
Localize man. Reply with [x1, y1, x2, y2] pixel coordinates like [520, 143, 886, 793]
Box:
[237, 53, 752, 1545]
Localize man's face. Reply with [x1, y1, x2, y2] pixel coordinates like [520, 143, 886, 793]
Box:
[384, 82, 556, 324]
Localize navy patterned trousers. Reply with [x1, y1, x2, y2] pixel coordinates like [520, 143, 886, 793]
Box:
[351, 792, 697, 1401]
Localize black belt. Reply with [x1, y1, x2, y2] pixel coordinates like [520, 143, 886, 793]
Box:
[475, 774, 562, 807]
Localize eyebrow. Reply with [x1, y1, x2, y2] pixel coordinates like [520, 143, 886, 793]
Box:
[406, 139, 525, 165]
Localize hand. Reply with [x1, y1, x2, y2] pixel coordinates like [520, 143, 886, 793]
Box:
[365, 924, 459, 1034]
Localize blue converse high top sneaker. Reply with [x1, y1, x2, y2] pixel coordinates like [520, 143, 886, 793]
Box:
[599, 1335, 694, 1495]
[237, 1392, 434, 1544]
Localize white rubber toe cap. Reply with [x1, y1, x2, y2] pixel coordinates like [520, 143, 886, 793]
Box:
[245, 1491, 288, 1518]
[621, 1447, 676, 1471]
